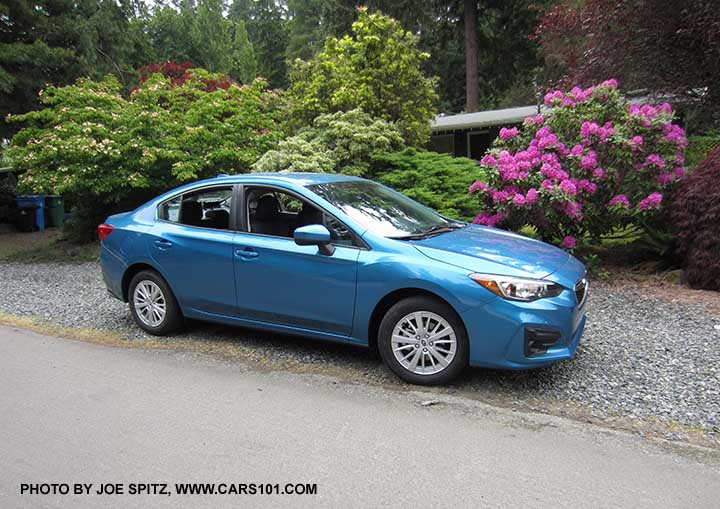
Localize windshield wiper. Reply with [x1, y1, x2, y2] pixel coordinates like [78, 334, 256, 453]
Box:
[390, 222, 465, 240]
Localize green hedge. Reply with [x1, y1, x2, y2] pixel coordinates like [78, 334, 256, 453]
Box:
[373, 148, 485, 221]
[686, 133, 720, 168]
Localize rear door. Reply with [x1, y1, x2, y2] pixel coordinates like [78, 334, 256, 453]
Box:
[149, 184, 237, 317]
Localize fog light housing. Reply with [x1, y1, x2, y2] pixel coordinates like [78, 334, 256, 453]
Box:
[524, 326, 561, 357]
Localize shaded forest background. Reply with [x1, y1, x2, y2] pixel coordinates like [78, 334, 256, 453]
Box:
[0, 0, 555, 139]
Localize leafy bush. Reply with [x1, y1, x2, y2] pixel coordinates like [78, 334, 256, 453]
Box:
[253, 109, 404, 176]
[470, 79, 687, 249]
[374, 148, 482, 221]
[287, 8, 438, 146]
[685, 133, 720, 168]
[671, 147, 720, 290]
[7, 69, 281, 241]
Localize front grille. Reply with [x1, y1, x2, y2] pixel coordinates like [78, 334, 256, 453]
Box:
[574, 276, 588, 306]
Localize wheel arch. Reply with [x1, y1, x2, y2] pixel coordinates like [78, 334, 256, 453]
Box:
[367, 288, 467, 355]
[122, 262, 162, 302]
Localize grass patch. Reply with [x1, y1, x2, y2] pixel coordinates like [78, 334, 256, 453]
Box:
[0, 228, 98, 263]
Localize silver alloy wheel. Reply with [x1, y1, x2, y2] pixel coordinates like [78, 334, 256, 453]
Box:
[133, 280, 167, 328]
[391, 311, 457, 375]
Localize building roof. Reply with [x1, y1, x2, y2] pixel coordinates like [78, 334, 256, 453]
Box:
[431, 105, 541, 132]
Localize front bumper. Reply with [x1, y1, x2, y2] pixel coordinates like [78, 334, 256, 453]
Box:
[462, 285, 586, 369]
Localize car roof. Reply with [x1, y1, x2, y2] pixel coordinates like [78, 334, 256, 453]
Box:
[209, 172, 366, 187]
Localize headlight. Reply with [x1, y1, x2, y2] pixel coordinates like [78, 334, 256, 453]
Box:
[469, 273, 564, 302]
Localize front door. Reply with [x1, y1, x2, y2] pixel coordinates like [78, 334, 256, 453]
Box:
[233, 186, 359, 336]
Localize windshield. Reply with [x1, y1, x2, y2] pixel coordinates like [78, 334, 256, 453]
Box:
[307, 180, 460, 238]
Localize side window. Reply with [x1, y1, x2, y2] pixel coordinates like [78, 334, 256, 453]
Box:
[159, 186, 233, 230]
[159, 196, 181, 222]
[245, 186, 356, 246]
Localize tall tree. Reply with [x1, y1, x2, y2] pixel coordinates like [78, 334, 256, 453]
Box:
[149, 0, 258, 84]
[190, 0, 234, 73]
[229, 0, 289, 88]
[288, 8, 438, 146]
[464, 0, 479, 112]
[229, 20, 258, 84]
[0, 0, 150, 137]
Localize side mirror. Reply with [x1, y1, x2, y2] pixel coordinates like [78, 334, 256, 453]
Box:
[293, 224, 335, 256]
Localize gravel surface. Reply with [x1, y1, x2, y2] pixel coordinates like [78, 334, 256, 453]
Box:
[1, 261, 718, 432]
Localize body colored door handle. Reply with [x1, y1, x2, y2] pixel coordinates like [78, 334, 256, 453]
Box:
[235, 248, 259, 259]
[153, 239, 173, 249]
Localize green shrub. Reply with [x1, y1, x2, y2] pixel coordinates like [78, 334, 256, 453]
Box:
[685, 133, 720, 167]
[7, 70, 282, 241]
[286, 8, 438, 146]
[253, 109, 404, 176]
[374, 148, 483, 221]
[471, 80, 687, 249]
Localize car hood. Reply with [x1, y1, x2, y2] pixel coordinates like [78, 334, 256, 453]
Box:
[412, 224, 573, 280]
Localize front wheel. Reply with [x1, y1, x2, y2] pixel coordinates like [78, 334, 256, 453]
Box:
[378, 296, 469, 385]
[128, 270, 182, 335]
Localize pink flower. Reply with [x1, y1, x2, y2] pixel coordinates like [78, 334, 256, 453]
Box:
[601, 79, 618, 89]
[473, 211, 506, 227]
[580, 151, 597, 170]
[609, 194, 630, 208]
[629, 135, 644, 148]
[658, 102, 673, 114]
[657, 173, 675, 185]
[468, 181, 489, 194]
[499, 127, 518, 140]
[644, 154, 666, 168]
[525, 188, 538, 205]
[593, 167, 605, 178]
[561, 235, 577, 249]
[561, 201, 583, 221]
[543, 90, 564, 106]
[661, 123, 688, 147]
[577, 179, 597, 194]
[480, 154, 497, 167]
[538, 134, 558, 150]
[674, 167, 685, 178]
[638, 192, 663, 211]
[491, 190, 511, 203]
[524, 115, 544, 125]
[512, 194, 526, 206]
[570, 144, 584, 157]
[559, 179, 578, 196]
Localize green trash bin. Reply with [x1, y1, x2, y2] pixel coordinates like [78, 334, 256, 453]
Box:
[45, 195, 65, 227]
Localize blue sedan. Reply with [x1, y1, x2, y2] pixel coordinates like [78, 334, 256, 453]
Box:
[99, 173, 587, 384]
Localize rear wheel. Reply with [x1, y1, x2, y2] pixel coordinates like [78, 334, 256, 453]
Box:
[378, 296, 468, 385]
[128, 270, 182, 335]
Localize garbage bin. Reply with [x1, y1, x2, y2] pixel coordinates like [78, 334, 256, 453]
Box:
[17, 207, 38, 232]
[16, 195, 45, 231]
[45, 195, 64, 227]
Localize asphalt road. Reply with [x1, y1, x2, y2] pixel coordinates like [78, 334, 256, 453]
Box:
[1, 325, 719, 508]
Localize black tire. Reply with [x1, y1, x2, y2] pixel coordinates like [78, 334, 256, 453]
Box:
[128, 270, 183, 336]
[378, 296, 469, 385]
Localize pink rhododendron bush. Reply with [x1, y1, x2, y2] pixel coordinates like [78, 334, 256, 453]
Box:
[469, 80, 687, 249]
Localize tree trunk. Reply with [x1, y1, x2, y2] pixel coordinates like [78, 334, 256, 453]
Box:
[464, 0, 479, 112]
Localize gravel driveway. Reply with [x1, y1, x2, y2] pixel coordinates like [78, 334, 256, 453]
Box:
[1, 262, 718, 432]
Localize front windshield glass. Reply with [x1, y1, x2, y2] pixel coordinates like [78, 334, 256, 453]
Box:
[307, 180, 456, 238]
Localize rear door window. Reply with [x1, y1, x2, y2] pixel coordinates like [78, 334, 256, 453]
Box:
[159, 186, 233, 230]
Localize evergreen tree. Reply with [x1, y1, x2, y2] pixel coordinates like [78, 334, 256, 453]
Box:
[229, 0, 289, 88]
